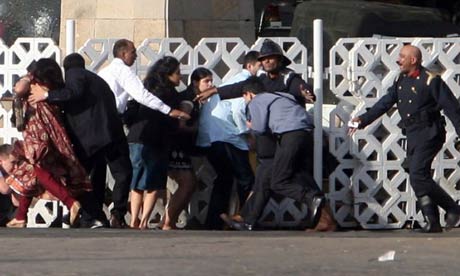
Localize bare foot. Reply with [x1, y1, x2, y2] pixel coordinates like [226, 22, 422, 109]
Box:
[69, 201, 82, 226]
[161, 224, 177, 231]
[130, 217, 140, 229]
[139, 218, 149, 230]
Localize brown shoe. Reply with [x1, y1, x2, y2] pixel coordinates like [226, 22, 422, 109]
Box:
[110, 214, 127, 229]
[7, 218, 26, 228]
[307, 205, 337, 232]
[69, 201, 82, 227]
[231, 214, 244, 223]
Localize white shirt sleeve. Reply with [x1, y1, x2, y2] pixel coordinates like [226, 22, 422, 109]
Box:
[118, 65, 171, 115]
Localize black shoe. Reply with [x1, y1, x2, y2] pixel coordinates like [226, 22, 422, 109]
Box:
[421, 218, 443, 233]
[79, 219, 106, 229]
[445, 211, 460, 231]
[110, 214, 128, 229]
[220, 213, 253, 231]
[304, 196, 325, 228]
[227, 220, 253, 231]
[429, 185, 460, 231]
[419, 195, 442, 233]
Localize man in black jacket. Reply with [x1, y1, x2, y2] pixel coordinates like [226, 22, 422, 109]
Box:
[349, 45, 460, 232]
[29, 54, 132, 228]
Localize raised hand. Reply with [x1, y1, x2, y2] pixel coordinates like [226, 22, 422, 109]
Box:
[300, 84, 315, 103]
[194, 86, 217, 103]
[28, 84, 49, 105]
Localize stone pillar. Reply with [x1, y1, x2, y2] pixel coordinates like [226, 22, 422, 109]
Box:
[168, 0, 255, 45]
[59, 0, 255, 54]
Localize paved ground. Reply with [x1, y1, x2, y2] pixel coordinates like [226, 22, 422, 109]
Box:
[1, 228, 460, 275]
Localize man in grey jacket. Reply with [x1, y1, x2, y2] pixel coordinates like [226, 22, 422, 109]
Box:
[223, 76, 327, 230]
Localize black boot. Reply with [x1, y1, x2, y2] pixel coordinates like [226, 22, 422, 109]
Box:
[430, 185, 460, 231]
[302, 195, 325, 229]
[418, 195, 442, 233]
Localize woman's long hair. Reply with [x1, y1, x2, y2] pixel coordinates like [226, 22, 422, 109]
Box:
[144, 56, 180, 97]
[29, 58, 65, 90]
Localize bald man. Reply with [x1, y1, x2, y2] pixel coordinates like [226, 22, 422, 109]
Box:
[349, 45, 460, 233]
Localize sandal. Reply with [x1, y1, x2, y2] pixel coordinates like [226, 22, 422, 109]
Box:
[7, 218, 26, 228]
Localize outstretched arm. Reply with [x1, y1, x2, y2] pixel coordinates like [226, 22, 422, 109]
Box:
[29, 69, 86, 105]
[348, 82, 398, 135]
[358, 84, 398, 128]
[118, 65, 171, 115]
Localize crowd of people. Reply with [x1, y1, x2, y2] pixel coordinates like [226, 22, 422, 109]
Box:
[0, 38, 336, 231]
[2, 40, 459, 233]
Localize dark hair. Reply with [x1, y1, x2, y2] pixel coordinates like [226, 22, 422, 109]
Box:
[242, 76, 265, 95]
[63, 53, 85, 71]
[26, 60, 37, 75]
[190, 67, 212, 84]
[32, 58, 65, 89]
[144, 56, 181, 92]
[0, 144, 13, 158]
[188, 67, 212, 92]
[113, 39, 132, 58]
[243, 50, 260, 69]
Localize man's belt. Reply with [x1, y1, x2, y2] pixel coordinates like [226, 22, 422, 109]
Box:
[398, 110, 442, 129]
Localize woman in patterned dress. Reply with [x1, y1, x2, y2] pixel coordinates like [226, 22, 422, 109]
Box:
[2, 61, 91, 228]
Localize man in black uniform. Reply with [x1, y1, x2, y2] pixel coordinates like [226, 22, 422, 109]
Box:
[350, 45, 460, 232]
[198, 39, 335, 230]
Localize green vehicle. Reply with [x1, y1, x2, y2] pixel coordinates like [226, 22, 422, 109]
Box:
[290, 0, 460, 65]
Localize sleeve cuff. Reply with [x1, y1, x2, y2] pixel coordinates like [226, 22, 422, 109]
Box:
[161, 105, 172, 115]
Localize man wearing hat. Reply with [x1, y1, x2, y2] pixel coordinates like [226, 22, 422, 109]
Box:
[197, 39, 335, 231]
[197, 39, 315, 156]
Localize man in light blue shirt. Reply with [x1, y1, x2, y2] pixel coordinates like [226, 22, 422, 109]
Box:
[211, 50, 261, 149]
[199, 51, 261, 229]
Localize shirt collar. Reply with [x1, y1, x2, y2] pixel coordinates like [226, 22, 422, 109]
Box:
[241, 69, 251, 76]
[112, 58, 125, 65]
[408, 69, 420, 78]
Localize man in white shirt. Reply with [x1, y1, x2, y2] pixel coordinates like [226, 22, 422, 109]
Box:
[98, 39, 190, 120]
[96, 39, 189, 227]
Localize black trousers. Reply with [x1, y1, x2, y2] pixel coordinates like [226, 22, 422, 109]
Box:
[205, 141, 254, 229]
[406, 125, 445, 198]
[404, 123, 460, 214]
[81, 138, 132, 221]
[271, 130, 321, 202]
[241, 130, 322, 226]
[240, 158, 273, 226]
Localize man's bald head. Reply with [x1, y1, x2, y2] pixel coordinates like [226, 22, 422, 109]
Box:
[403, 45, 422, 64]
[398, 45, 422, 74]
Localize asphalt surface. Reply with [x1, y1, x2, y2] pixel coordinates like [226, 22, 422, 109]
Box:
[1, 228, 460, 275]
